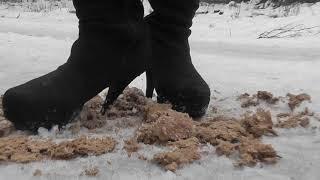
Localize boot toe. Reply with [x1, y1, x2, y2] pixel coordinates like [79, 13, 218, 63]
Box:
[2, 88, 30, 130]
[180, 86, 210, 118]
[3, 86, 80, 132]
[157, 84, 211, 118]
[187, 91, 210, 117]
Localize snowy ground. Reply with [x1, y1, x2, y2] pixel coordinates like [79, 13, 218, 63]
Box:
[0, 2, 320, 180]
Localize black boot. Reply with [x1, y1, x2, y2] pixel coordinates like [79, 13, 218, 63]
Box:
[145, 0, 210, 117]
[2, 0, 148, 132]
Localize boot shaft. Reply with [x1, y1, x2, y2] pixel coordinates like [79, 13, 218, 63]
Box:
[145, 0, 200, 42]
[73, 0, 144, 23]
[148, 0, 199, 28]
[73, 0, 146, 45]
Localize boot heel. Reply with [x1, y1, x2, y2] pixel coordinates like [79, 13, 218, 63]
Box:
[146, 70, 155, 98]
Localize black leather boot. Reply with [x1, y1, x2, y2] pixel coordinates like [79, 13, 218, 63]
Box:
[145, 0, 211, 117]
[2, 0, 148, 131]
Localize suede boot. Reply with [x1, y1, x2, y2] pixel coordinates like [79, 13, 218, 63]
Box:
[2, 0, 148, 131]
[145, 0, 210, 117]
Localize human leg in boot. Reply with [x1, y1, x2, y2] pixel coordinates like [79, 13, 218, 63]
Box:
[2, 0, 149, 132]
[145, 0, 211, 118]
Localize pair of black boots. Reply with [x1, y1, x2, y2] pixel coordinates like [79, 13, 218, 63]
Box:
[2, 0, 210, 132]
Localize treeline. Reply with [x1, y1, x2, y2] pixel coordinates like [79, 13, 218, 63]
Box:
[200, 0, 320, 5]
[0, 0, 67, 2]
[1, 0, 320, 5]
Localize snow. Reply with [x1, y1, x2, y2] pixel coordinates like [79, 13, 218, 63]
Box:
[0, 2, 320, 180]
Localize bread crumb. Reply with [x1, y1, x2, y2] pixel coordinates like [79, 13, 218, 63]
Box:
[74, 96, 106, 130]
[82, 167, 99, 177]
[237, 138, 278, 167]
[0, 96, 14, 137]
[238, 91, 280, 108]
[105, 87, 148, 118]
[33, 169, 42, 176]
[287, 93, 311, 111]
[144, 102, 172, 123]
[137, 106, 194, 144]
[240, 108, 277, 138]
[0, 136, 116, 163]
[194, 117, 247, 145]
[138, 154, 147, 161]
[257, 91, 279, 104]
[0, 119, 14, 138]
[276, 115, 310, 129]
[153, 138, 200, 172]
[216, 141, 237, 156]
[277, 113, 291, 118]
[124, 138, 140, 157]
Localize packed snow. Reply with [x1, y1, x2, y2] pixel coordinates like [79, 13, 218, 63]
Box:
[0, 2, 320, 180]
